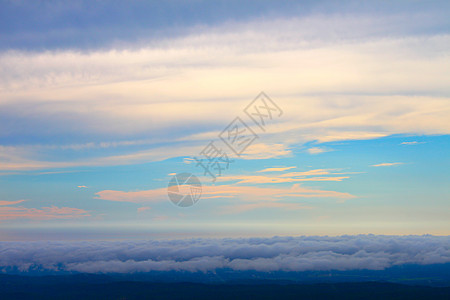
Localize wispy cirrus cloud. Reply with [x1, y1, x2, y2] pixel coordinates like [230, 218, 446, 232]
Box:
[238, 143, 292, 160]
[218, 175, 349, 184]
[96, 182, 354, 205]
[96, 166, 354, 211]
[401, 141, 425, 145]
[217, 168, 351, 184]
[137, 207, 151, 213]
[371, 162, 403, 167]
[0, 144, 202, 171]
[0, 198, 89, 221]
[307, 147, 332, 155]
[1, 13, 449, 171]
[0, 206, 90, 221]
[279, 169, 334, 177]
[257, 166, 296, 172]
[0, 200, 25, 206]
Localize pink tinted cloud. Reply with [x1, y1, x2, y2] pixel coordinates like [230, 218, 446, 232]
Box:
[95, 188, 167, 203]
[217, 175, 349, 184]
[202, 184, 354, 200]
[216, 169, 351, 184]
[137, 206, 151, 213]
[0, 206, 90, 220]
[0, 200, 25, 206]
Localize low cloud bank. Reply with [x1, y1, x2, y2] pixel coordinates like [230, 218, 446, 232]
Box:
[0, 235, 449, 274]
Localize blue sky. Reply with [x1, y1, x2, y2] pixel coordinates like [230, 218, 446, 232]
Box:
[0, 0, 449, 240]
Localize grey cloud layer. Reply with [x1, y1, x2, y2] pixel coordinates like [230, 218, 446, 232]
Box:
[3, 0, 448, 50]
[1, 235, 449, 273]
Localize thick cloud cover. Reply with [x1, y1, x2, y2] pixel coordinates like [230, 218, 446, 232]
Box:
[0, 235, 449, 274]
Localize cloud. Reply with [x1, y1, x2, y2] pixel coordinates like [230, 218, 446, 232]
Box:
[279, 169, 334, 177]
[183, 158, 195, 165]
[217, 169, 350, 184]
[96, 182, 354, 205]
[218, 175, 349, 184]
[0, 206, 90, 220]
[401, 141, 425, 145]
[371, 162, 403, 167]
[0, 13, 449, 171]
[77, 185, 88, 188]
[0, 200, 25, 206]
[239, 143, 292, 160]
[0, 144, 203, 171]
[0, 235, 448, 274]
[257, 166, 296, 172]
[95, 188, 167, 203]
[307, 147, 332, 155]
[96, 167, 354, 207]
[137, 207, 151, 213]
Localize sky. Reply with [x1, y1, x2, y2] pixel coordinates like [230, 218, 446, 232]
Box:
[0, 0, 449, 241]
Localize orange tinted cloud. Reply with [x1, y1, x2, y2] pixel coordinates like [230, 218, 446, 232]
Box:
[257, 166, 296, 172]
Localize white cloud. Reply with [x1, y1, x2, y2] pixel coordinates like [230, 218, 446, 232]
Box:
[401, 141, 425, 145]
[0, 235, 448, 273]
[371, 162, 403, 167]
